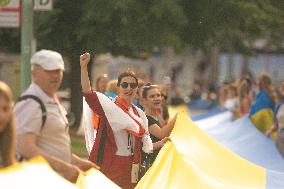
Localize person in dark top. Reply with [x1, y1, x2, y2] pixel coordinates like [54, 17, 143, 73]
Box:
[188, 82, 202, 102]
[160, 91, 170, 125]
[140, 84, 177, 176]
[146, 116, 163, 160]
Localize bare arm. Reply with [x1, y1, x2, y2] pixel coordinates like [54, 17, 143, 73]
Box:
[80, 52, 92, 93]
[71, 154, 100, 171]
[148, 114, 177, 140]
[266, 116, 279, 136]
[18, 133, 80, 183]
[152, 137, 169, 149]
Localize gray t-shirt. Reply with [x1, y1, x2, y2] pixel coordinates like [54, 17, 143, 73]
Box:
[14, 83, 72, 163]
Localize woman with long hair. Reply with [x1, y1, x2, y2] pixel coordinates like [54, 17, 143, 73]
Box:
[0, 81, 16, 167]
[140, 84, 177, 175]
[238, 80, 253, 116]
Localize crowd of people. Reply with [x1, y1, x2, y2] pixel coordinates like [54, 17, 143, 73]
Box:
[82, 50, 284, 188]
[0, 49, 283, 189]
[80, 52, 171, 188]
[213, 74, 284, 157]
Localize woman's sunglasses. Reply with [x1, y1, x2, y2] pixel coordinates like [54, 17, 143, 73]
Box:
[120, 82, 138, 89]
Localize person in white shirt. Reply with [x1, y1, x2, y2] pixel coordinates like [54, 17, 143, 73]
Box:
[14, 49, 97, 183]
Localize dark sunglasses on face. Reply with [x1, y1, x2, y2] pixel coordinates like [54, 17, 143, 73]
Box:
[120, 82, 138, 89]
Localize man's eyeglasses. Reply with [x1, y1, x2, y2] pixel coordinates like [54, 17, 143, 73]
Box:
[120, 82, 138, 89]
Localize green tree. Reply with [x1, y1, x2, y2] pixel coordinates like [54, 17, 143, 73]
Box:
[78, 0, 187, 56]
[0, 29, 20, 53]
[1, 1, 284, 129]
[180, 0, 284, 83]
[34, 0, 187, 129]
[34, 1, 85, 129]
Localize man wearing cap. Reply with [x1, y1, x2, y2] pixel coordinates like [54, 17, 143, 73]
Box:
[14, 49, 97, 183]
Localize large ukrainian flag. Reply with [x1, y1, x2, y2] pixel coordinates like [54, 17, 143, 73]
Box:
[0, 156, 120, 189]
[249, 90, 275, 139]
[137, 112, 267, 189]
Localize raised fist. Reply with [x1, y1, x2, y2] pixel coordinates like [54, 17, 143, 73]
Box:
[80, 52, 91, 67]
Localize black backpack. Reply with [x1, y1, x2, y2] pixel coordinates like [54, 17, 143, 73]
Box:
[17, 95, 47, 130]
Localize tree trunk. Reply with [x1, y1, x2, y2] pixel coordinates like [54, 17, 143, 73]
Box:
[241, 55, 249, 76]
[208, 46, 219, 85]
[69, 53, 83, 131]
[227, 50, 233, 81]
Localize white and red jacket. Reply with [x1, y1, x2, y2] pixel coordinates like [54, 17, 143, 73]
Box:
[82, 91, 152, 174]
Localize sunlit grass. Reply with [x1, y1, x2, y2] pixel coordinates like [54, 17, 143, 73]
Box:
[70, 134, 88, 158]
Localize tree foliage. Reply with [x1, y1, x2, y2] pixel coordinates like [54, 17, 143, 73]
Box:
[1, 1, 283, 55]
[1, 0, 283, 128]
[76, 0, 187, 56]
[181, 0, 284, 53]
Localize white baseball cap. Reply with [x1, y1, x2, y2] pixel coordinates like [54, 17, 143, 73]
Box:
[31, 49, 65, 70]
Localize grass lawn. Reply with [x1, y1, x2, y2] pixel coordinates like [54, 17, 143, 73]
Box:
[70, 134, 89, 158]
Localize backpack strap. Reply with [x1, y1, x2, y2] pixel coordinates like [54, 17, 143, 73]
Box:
[17, 95, 47, 130]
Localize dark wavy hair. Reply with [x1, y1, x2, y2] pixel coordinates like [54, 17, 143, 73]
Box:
[117, 69, 138, 86]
